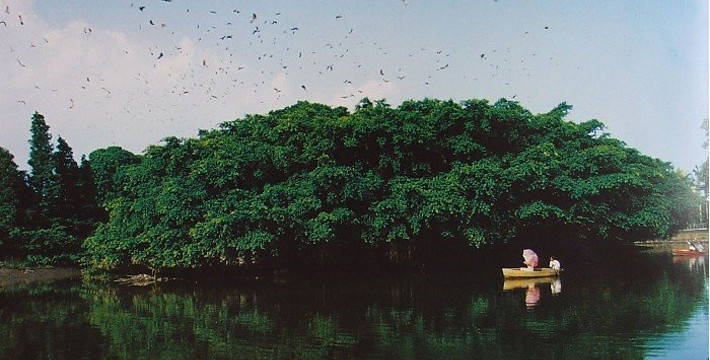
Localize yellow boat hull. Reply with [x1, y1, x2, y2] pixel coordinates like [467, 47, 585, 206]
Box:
[502, 267, 560, 278]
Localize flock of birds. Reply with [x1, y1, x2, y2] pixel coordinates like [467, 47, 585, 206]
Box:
[3, 1, 557, 135]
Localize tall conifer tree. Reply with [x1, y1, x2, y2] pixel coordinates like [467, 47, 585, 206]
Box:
[0, 147, 21, 240]
[28, 112, 59, 225]
[74, 155, 103, 236]
[54, 136, 80, 224]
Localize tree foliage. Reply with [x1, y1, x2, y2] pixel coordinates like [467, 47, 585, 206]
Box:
[0, 147, 26, 250]
[27, 112, 59, 225]
[1, 113, 101, 265]
[81, 99, 700, 271]
[692, 118, 708, 226]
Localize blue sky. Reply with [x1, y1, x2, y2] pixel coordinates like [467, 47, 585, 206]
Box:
[1, 0, 707, 172]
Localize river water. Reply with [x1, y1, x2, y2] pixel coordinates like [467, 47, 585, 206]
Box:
[0, 251, 707, 359]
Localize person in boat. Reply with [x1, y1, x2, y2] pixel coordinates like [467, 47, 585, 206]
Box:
[693, 242, 704, 252]
[687, 241, 697, 251]
[549, 256, 561, 271]
[522, 249, 538, 271]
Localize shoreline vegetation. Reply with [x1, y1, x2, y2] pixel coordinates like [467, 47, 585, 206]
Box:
[1, 97, 707, 279]
[2, 235, 703, 287]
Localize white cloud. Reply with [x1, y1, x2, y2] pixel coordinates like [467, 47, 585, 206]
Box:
[0, 1, 282, 166]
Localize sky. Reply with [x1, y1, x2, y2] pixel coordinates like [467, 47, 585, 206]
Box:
[1, 0, 707, 173]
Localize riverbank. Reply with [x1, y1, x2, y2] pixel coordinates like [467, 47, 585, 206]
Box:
[634, 229, 708, 253]
[0, 267, 81, 287]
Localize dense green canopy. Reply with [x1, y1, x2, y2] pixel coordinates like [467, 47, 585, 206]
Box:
[80, 98, 700, 271]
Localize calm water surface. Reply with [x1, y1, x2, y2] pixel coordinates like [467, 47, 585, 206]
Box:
[0, 251, 707, 359]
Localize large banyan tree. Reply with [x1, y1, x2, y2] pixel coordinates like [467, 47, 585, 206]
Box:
[82, 98, 699, 271]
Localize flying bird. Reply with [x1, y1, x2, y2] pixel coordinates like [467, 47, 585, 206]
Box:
[301, 85, 307, 90]
[16, 59, 26, 67]
[18, 15, 23, 25]
[139, 6, 145, 11]
[379, 69, 384, 76]
[250, 13, 257, 23]
[157, 52, 164, 59]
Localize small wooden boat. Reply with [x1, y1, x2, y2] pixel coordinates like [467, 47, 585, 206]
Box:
[671, 249, 705, 256]
[502, 267, 560, 278]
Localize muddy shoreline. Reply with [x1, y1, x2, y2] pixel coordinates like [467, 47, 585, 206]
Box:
[0, 267, 81, 287]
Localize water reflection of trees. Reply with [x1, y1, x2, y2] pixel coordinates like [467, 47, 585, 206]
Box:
[0, 281, 105, 359]
[0, 256, 705, 359]
[78, 266, 705, 359]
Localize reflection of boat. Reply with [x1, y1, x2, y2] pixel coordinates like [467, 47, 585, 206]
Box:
[502, 267, 560, 278]
[671, 249, 705, 256]
[503, 277, 556, 291]
[525, 285, 540, 308]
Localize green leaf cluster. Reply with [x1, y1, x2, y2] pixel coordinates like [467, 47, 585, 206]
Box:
[81, 98, 701, 270]
[0, 113, 103, 265]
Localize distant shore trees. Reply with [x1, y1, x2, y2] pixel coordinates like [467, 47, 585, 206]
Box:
[0, 99, 704, 271]
[0, 112, 104, 264]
